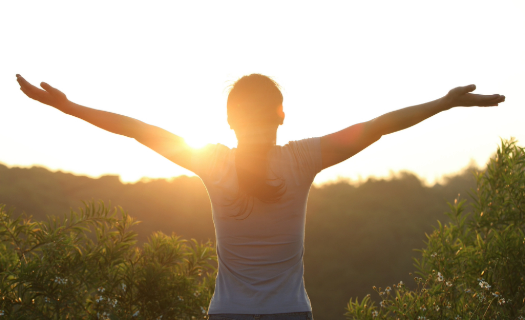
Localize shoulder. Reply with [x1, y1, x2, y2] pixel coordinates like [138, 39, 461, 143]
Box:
[283, 137, 321, 155]
[281, 137, 323, 176]
[191, 143, 232, 177]
[192, 143, 232, 163]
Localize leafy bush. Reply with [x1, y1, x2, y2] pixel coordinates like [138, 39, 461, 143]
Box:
[0, 202, 216, 319]
[345, 139, 525, 320]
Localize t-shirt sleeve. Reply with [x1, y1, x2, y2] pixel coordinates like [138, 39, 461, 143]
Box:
[286, 137, 323, 181]
[190, 143, 231, 179]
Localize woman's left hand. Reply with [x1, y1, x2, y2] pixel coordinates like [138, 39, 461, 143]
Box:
[443, 84, 505, 108]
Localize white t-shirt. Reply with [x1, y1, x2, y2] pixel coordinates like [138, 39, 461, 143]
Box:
[191, 137, 323, 314]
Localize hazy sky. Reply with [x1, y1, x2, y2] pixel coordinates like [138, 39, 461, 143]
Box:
[2, 1, 524, 185]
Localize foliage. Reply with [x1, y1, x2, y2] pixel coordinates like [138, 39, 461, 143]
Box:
[305, 169, 476, 318]
[345, 139, 525, 320]
[0, 201, 216, 319]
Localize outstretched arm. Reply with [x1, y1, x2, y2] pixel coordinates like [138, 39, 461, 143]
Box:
[320, 85, 505, 169]
[16, 74, 195, 171]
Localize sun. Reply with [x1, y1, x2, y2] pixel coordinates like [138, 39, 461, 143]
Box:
[184, 135, 210, 149]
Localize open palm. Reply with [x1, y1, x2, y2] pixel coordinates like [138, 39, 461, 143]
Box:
[445, 84, 505, 108]
[16, 74, 68, 108]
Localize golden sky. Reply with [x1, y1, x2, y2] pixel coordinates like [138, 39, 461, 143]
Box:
[2, 1, 524, 185]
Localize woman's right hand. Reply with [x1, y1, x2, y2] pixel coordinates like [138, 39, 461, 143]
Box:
[16, 74, 69, 109]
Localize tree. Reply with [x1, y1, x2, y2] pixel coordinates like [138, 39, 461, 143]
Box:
[0, 202, 216, 319]
[345, 139, 525, 320]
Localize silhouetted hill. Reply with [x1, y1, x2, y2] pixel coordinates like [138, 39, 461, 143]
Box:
[0, 164, 214, 243]
[0, 163, 478, 319]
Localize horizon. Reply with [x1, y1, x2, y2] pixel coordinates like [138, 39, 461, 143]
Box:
[0, 154, 483, 188]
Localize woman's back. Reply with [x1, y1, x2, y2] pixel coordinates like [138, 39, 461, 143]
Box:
[192, 138, 322, 314]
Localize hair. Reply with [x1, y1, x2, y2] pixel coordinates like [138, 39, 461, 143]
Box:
[227, 74, 286, 219]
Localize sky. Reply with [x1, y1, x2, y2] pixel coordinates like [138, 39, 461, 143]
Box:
[2, 1, 524, 186]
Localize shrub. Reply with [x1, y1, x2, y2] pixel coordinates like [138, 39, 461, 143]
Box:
[0, 201, 216, 319]
[345, 139, 525, 320]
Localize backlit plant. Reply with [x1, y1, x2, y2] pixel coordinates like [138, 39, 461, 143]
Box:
[0, 201, 216, 319]
[345, 139, 525, 319]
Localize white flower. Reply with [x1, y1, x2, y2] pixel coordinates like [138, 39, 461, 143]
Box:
[446, 281, 453, 287]
[371, 310, 379, 318]
[156, 316, 163, 320]
[380, 301, 387, 308]
[479, 281, 491, 290]
[121, 283, 127, 291]
[0, 310, 4, 316]
[133, 310, 139, 317]
[385, 286, 391, 293]
[54, 276, 68, 285]
[178, 296, 184, 301]
[97, 311, 110, 320]
[398, 281, 404, 286]
[446, 302, 452, 309]
[431, 252, 437, 258]
[420, 305, 426, 311]
[201, 306, 206, 314]
[437, 272, 444, 282]
[498, 298, 505, 305]
[455, 316, 461, 320]
[464, 288, 471, 293]
[435, 306, 440, 311]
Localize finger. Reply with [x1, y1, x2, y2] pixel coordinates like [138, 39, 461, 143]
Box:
[16, 75, 41, 93]
[476, 95, 504, 106]
[20, 85, 45, 102]
[460, 84, 476, 94]
[16, 74, 31, 87]
[485, 94, 502, 101]
[471, 93, 501, 101]
[487, 95, 505, 103]
[16, 74, 30, 86]
[17, 79, 38, 97]
[40, 82, 59, 95]
[16, 76, 47, 102]
[20, 85, 31, 96]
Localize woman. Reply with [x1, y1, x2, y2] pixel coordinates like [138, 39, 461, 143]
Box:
[16, 73, 505, 319]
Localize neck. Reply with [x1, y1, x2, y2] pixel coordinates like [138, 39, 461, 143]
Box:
[235, 125, 278, 148]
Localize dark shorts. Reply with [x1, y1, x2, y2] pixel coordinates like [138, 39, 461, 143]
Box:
[208, 311, 314, 320]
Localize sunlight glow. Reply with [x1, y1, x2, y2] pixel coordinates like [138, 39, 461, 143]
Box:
[185, 136, 210, 149]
